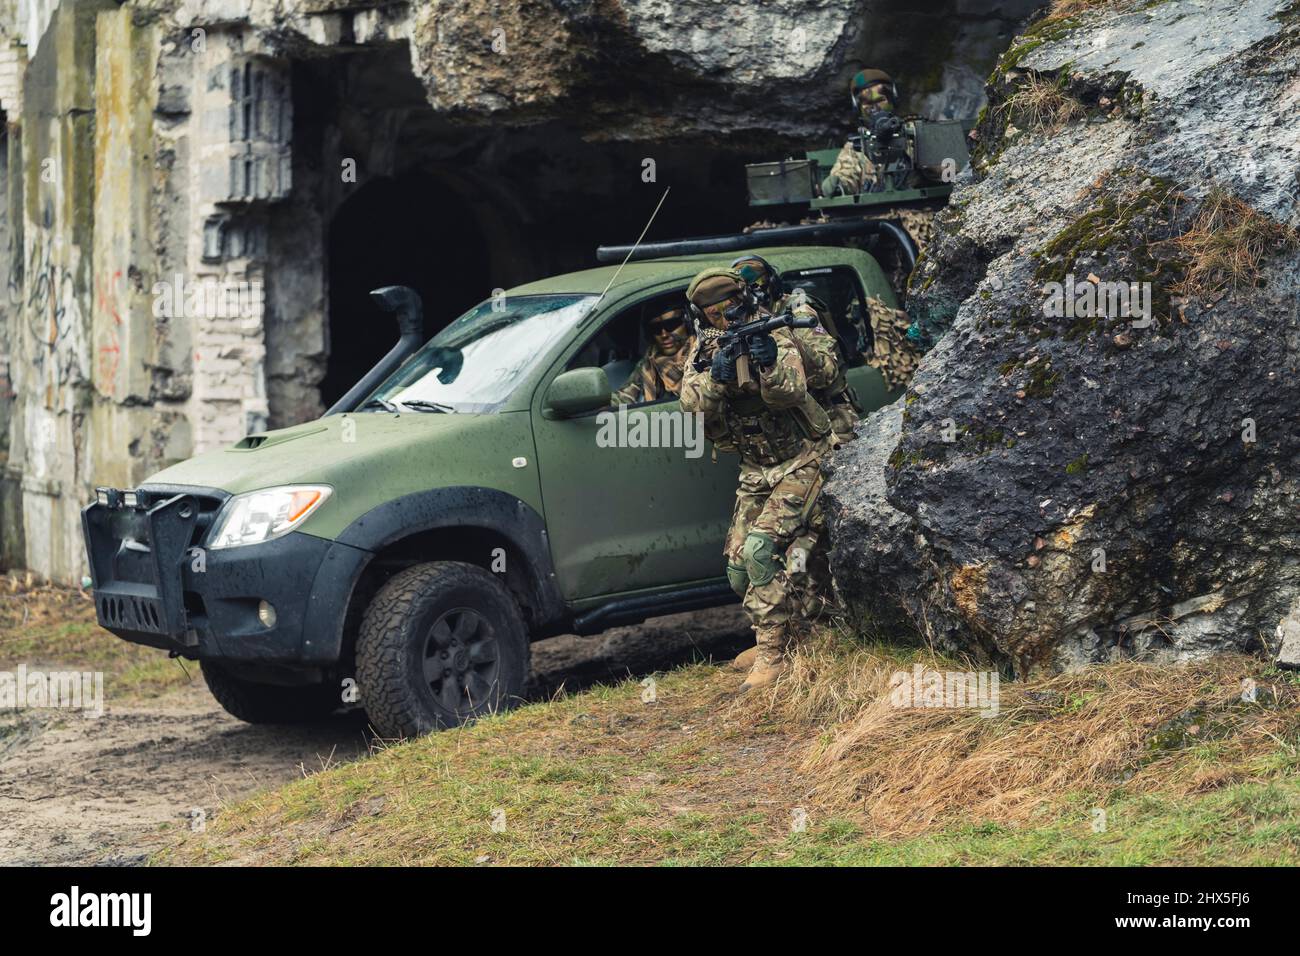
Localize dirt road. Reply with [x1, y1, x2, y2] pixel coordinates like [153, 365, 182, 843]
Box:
[0, 606, 749, 865]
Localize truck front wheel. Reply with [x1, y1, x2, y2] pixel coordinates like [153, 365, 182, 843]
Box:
[356, 561, 530, 738]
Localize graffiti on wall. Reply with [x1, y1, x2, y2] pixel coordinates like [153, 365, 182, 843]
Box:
[23, 224, 88, 404]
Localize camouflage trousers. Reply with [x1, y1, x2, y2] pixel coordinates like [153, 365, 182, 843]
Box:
[724, 459, 833, 665]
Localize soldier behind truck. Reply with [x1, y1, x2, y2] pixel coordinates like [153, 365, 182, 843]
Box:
[730, 254, 862, 445]
[821, 69, 935, 197]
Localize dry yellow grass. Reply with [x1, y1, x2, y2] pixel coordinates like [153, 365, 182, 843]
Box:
[1170, 187, 1297, 298]
[747, 631, 1299, 838]
[1045, 0, 1123, 20]
[998, 73, 1086, 133]
[163, 614, 1300, 864]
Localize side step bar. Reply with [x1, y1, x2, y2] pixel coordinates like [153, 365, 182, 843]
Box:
[570, 581, 738, 636]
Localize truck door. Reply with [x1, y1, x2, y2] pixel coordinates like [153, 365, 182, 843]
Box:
[530, 289, 738, 602]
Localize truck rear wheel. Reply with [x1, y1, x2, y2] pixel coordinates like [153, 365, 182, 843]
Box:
[356, 561, 530, 738]
[200, 661, 342, 724]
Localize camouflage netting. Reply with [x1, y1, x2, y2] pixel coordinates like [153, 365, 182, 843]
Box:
[824, 0, 1300, 675]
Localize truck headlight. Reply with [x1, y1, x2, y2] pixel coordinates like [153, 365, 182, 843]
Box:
[209, 486, 332, 550]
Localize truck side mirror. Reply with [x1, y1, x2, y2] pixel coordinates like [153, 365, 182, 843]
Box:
[545, 367, 611, 418]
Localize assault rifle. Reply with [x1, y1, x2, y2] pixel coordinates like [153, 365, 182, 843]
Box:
[696, 309, 819, 387]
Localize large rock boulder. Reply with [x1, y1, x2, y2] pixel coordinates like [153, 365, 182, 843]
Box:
[825, 0, 1300, 675]
[405, 0, 1045, 139]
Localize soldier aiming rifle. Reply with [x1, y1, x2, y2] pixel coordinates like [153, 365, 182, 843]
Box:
[679, 267, 841, 692]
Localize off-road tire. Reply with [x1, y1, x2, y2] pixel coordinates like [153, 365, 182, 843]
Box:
[200, 661, 341, 724]
[356, 561, 529, 738]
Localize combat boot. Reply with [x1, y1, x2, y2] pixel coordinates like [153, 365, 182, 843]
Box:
[738, 628, 787, 693]
[730, 645, 758, 672]
[738, 657, 785, 694]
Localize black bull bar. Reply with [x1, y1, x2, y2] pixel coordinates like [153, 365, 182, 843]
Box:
[81, 489, 203, 649]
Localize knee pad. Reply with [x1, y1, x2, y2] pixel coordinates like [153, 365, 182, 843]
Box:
[726, 563, 749, 597]
[742, 532, 780, 587]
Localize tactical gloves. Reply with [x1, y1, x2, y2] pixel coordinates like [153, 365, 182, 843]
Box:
[749, 333, 778, 369]
[710, 348, 737, 383]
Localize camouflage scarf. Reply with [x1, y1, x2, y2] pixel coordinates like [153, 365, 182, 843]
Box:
[644, 343, 687, 396]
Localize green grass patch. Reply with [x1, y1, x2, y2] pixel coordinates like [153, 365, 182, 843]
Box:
[161, 649, 1300, 867]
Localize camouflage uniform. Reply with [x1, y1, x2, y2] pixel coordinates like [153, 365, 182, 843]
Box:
[824, 142, 875, 197]
[822, 73, 894, 197]
[679, 269, 836, 680]
[731, 256, 861, 444]
[778, 288, 861, 443]
[821, 69, 924, 198]
[612, 335, 690, 404]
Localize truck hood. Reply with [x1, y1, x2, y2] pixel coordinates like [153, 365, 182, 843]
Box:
[145, 411, 542, 540]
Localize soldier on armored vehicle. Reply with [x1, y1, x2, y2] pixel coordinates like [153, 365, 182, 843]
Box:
[822, 69, 937, 198]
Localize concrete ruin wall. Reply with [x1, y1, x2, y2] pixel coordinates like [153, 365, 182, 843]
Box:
[0, 0, 1042, 582]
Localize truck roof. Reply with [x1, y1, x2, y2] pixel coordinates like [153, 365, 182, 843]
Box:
[506, 245, 872, 297]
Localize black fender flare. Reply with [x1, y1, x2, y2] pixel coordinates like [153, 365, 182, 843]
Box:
[302, 487, 564, 662]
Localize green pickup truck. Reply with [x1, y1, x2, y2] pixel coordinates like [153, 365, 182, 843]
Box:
[82, 244, 901, 737]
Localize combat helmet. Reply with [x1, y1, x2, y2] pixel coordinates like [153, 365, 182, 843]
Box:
[686, 267, 751, 332]
[850, 68, 897, 111]
[730, 254, 784, 304]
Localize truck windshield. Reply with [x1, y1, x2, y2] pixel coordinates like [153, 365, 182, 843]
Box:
[363, 294, 598, 413]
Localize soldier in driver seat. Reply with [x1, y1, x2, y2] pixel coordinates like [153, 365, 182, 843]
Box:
[612, 304, 694, 405]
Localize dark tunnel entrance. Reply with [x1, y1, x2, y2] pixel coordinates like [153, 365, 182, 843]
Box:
[319, 144, 757, 409]
[293, 45, 788, 414]
[322, 172, 490, 407]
